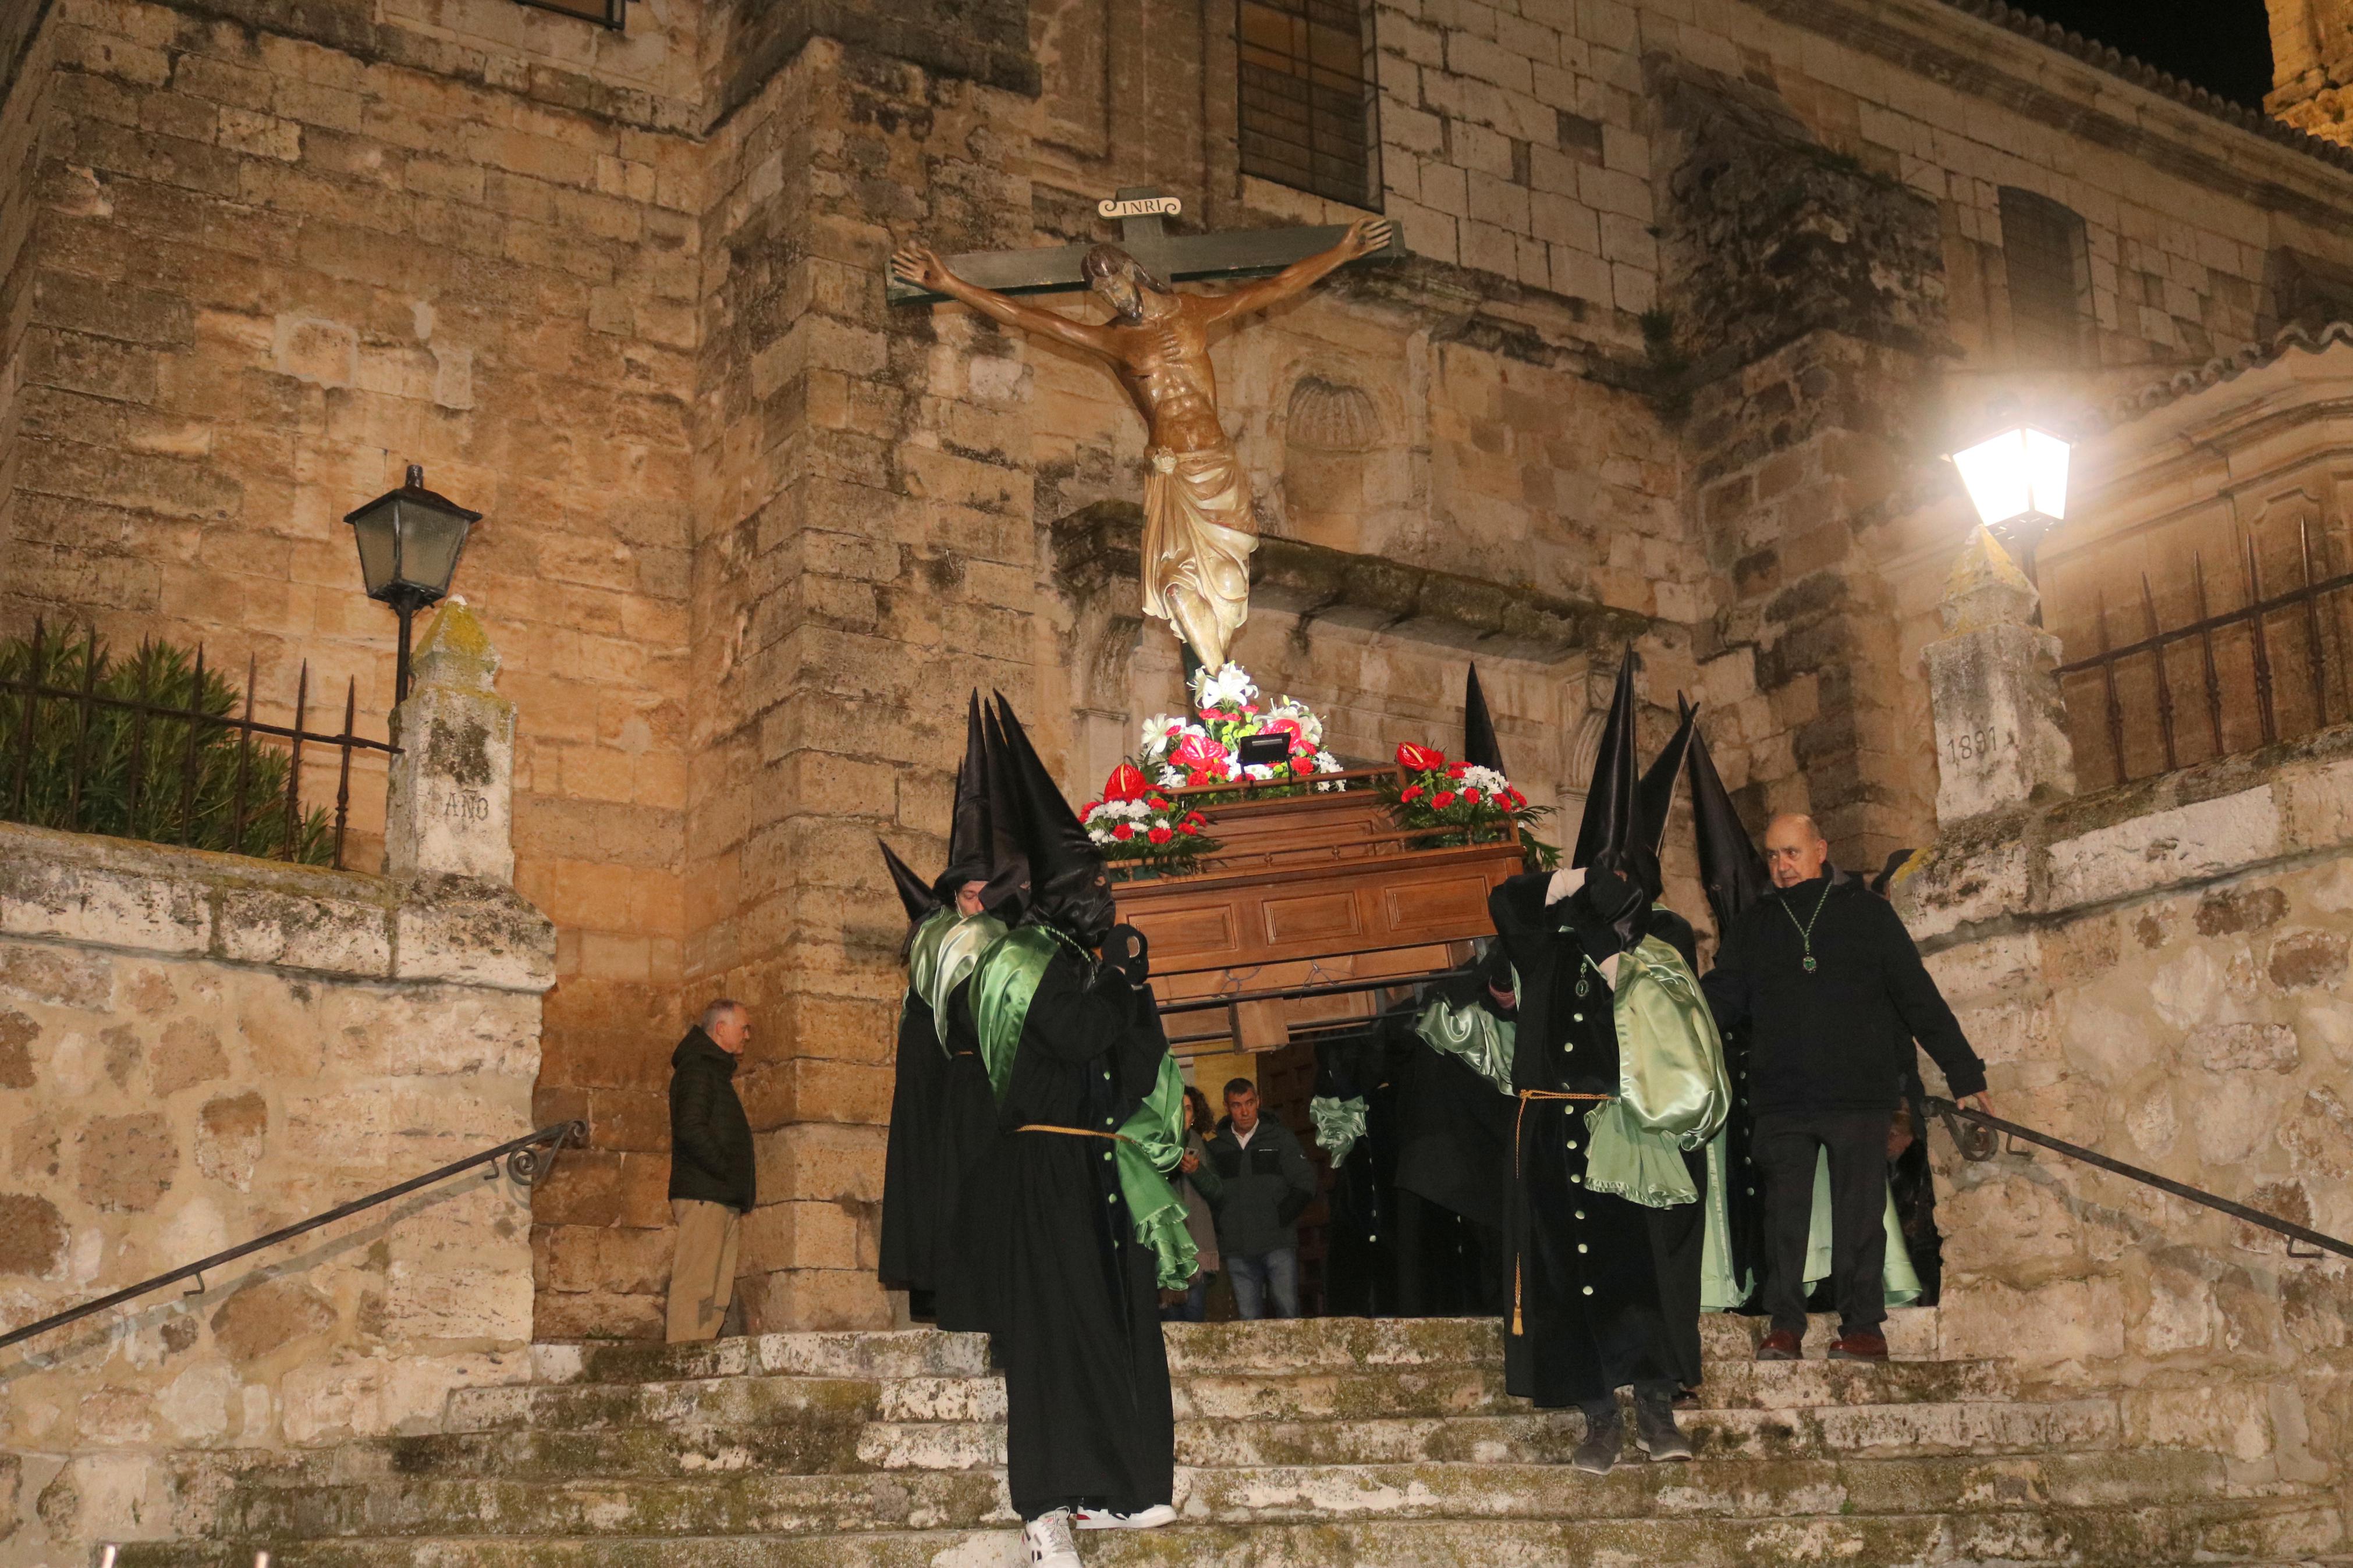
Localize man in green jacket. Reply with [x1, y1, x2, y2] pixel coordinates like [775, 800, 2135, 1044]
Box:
[667, 999, 757, 1342]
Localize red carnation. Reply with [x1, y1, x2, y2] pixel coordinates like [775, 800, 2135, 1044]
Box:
[1105, 763, 1149, 802]
[1112, 822, 1134, 841]
[1461, 787, 1482, 805]
[1433, 790, 1457, 809]
[1179, 822, 1199, 835]
[1401, 784, 1425, 803]
[1396, 742, 1446, 771]
[1147, 825, 1173, 845]
[1447, 762, 1469, 780]
[1083, 800, 1103, 816]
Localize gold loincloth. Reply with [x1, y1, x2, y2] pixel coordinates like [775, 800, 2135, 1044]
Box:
[1141, 443, 1257, 670]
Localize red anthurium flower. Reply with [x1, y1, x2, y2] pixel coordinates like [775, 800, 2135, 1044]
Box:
[1111, 823, 1134, 841]
[1105, 763, 1149, 801]
[1396, 742, 1446, 771]
[1147, 825, 1173, 845]
[1172, 733, 1226, 772]
[1433, 790, 1457, 809]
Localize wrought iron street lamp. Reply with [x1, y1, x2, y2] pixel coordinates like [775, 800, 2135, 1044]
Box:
[345, 464, 481, 703]
[1949, 421, 2072, 571]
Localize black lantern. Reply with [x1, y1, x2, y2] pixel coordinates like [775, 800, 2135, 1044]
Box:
[345, 463, 482, 703]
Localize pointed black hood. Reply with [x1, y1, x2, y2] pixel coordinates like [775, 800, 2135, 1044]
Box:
[878, 838, 939, 924]
[934, 692, 994, 901]
[979, 702, 1032, 923]
[1571, 647, 1658, 900]
[1463, 664, 1506, 775]
[1685, 718, 1769, 934]
[1638, 694, 1698, 863]
[992, 693, 1115, 945]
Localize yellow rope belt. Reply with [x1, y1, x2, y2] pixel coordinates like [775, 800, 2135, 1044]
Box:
[1511, 1089, 1616, 1335]
[1017, 1124, 1131, 1143]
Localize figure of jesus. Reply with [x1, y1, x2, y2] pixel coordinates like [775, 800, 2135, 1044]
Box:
[892, 218, 1393, 673]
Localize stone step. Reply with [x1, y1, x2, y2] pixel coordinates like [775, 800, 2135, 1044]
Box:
[219, 1450, 2237, 1539]
[856, 1396, 2125, 1471]
[111, 1496, 2344, 1568]
[530, 1310, 1940, 1388]
[443, 1356, 2011, 1436]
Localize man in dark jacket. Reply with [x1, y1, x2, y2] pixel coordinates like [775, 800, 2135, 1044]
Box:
[1204, 1080, 1319, 1318]
[666, 998, 757, 1343]
[1701, 815, 1991, 1363]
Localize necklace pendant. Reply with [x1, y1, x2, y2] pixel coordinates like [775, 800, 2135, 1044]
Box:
[1802, 956, 1818, 973]
[1575, 977, 1590, 998]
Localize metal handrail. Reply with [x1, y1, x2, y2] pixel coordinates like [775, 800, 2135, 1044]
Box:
[1926, 1098, 2353, 1262]
[0, 1121, 585, 1354]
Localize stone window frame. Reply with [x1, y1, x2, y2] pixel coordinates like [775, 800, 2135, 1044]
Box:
[1235, 0, 1386, 212]
[1998, 187, 2094, 370]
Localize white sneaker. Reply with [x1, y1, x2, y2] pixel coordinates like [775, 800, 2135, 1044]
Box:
[1023, 1509, 1082, 1567]
[1073, 1502, 1177, 1530]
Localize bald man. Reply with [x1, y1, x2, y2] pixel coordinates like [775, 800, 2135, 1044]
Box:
[1699, 815, 1990, 1362]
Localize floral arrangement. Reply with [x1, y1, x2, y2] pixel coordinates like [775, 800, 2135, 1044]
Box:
[1083, 762, 1218, 874]
[1385, 741, 1558, 865]
[1135, 663, 1346, 793]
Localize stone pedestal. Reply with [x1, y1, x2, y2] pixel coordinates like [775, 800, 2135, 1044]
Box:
[385, 599, 517, 883]
[1922, 528, 2075, 825]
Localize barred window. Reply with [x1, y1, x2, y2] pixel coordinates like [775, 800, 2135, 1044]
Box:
[2000, 188, 2091, 368]
[1238, 0, 1382, 210]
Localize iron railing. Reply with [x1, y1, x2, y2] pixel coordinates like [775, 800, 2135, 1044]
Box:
[0, 1121, 584, 1354]
[1927, 1097, 2352, 1261]
[0, 620, 396, 870]
[2055, 520, 2352, 787]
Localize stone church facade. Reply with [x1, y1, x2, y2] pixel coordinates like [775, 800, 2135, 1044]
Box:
[7, 0, 2353, 1345]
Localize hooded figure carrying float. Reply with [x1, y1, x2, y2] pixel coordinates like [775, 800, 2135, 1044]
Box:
[947, 696, 1188, 1566]
[876, 694, 1025, 1325]
[1479, 650, 1734, 1474]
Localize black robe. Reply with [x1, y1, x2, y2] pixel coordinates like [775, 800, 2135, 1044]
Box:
[1315, 1029, 1397, 1318]
[1381, 979, 1513, 1317]
[879, 982, 1003, 1315]
[952, 940, 1174, 1520]
[1488, 873, 1707, 1408]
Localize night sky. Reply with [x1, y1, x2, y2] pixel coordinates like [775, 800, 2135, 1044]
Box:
[2013, 1, 2276, 109]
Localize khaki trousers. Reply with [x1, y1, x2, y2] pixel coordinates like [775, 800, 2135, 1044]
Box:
[666, 1198, 741, 1343]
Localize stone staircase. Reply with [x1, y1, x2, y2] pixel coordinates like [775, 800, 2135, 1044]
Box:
[120, 1309, 2346, 1567]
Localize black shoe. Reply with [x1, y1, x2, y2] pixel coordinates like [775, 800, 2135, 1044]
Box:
[1570, 1403, 1623, 1474]
[1632, 1386, 1693, 1462]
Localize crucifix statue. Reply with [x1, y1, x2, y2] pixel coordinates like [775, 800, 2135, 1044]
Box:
[890, 188, 1400, 674]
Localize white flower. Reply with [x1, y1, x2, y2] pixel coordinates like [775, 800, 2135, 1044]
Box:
[1315, 750, 1341, 773]
[1242, 763, 1276, 781]
[1088, 828, 1114, 844]
[1193, 662, 1258, 709]
[1460, 765, 1511, 795]
[1138, 713, 1187, 749]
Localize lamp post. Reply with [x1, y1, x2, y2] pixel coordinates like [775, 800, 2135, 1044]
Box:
[345, 464, 482, 703]
[1949, 419, 2072, 578]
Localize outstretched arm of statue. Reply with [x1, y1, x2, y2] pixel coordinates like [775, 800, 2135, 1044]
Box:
[1203, 216, 1393, 323]
[890, 243, 1119, 358]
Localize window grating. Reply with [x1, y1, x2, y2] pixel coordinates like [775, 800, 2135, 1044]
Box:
[2000, 187, 2090, 368]
[1237, 0, 1382, 210]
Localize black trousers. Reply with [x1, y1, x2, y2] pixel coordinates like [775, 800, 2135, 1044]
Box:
[1752, 1108, 1889, 1338]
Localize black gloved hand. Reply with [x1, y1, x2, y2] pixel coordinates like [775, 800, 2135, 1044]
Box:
[1105, 923, 1151, 986]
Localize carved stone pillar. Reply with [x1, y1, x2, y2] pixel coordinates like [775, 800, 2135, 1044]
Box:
[1921, 529, 2075, 825]
[384, 598, 516, 883]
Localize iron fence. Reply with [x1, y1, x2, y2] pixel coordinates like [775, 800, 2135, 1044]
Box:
[2054, 519, 2353, 788]
[0, 620, 397, 871]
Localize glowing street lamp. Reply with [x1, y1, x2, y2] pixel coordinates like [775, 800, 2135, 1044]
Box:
[1950, 422, 2071, 567]
[345, 464, 482, 703]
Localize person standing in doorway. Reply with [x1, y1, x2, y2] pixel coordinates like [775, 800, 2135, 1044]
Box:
[1164, 1085, 1223, 1321]
[666, 998, 757, 1343]
[1205, 1079, 1318, 1319]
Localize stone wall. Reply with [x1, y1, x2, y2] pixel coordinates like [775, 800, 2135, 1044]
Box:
[1896, 730, 2353, 1488]
[0, 819, 555, 1568]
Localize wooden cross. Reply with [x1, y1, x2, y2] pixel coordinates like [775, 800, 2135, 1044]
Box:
[885, 185, 1407, 306]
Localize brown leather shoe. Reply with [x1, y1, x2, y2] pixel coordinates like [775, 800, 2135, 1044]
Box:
[1828, 1330, 1889, 1362]
[1755, 1329, 1802, 1361]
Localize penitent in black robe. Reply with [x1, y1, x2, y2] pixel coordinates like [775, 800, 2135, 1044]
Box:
[952, 940, 1174, 1520]
[1379, 977, 1513, 1317]
[1487, 873, 1707, 1408]
[879, 919, 1004, 1314]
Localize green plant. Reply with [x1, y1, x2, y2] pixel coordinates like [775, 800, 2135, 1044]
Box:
[0, 628, 335, 864]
